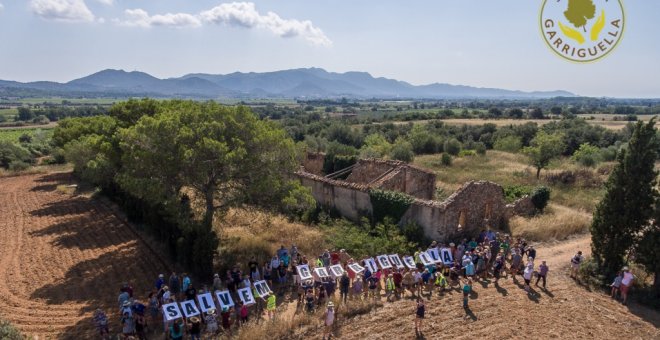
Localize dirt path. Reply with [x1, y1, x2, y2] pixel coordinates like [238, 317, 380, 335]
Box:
[312, 236, 659, 340]
[0, 173, 169, 339]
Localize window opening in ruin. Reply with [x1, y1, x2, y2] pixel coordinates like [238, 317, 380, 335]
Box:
[458, 210, 466, 230]
[484, 203, 492, 220]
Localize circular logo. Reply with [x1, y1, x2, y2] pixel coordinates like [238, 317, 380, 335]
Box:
[540, 0, 625, 62]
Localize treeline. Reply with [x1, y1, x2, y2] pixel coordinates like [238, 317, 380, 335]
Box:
[15, 105, 108, 122]
[0, 130, 59, 171]
[53, 99, 313, 277]
[283, 113, 631, 169]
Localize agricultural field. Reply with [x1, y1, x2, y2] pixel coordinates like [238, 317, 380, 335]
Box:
[0, 173, 169, 338]
[0, 127, 54, 142]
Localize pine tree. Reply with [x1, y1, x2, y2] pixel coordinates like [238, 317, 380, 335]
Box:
[590, 120, 658, 279]
[635, 198, 660, 296]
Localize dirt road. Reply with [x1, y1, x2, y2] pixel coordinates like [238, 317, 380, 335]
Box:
[320, 236, 659, 339]
[0, 173, 169, 339]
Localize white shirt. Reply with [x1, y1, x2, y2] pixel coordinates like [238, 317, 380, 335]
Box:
[622, 272, 634, 286]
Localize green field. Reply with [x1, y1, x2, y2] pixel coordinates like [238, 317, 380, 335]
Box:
[0, 97, 120, 105]
[0, 108, 18, 121]
[0, 127, 54, 143]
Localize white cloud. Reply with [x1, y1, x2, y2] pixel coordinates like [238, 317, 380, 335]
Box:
[115, 2, 331, 46]
[199, 2, 331, 46]
[30, 0, 95, 22]
[117, 8, 202, 28]
[0, 3, 4, 11]
[96, 0, 113, 5]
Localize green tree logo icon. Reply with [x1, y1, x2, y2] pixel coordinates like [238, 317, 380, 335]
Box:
[564, 0, 596, 32]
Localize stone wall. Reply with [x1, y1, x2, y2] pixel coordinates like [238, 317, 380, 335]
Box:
[345, 159, 436, 200]
[345, 159, 396, 185]
[302, 152, 325, 176]
[400, 181, 506, 241]
[505, 196, 537, 218]
[297, 171, 372, 221]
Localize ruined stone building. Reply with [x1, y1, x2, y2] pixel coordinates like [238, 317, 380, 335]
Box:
[296, 153, 532, 242]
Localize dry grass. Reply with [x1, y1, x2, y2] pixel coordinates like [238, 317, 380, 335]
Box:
[234, 297, 383, 340]
[509, 204, 591, 241]
[215, 208, 328, 270]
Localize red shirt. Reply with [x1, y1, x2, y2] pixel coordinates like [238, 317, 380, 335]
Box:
[331, 253, 340, 265]
[393, 272, 403, 285]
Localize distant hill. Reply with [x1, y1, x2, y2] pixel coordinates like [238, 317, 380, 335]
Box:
[0, 68, 574, 99]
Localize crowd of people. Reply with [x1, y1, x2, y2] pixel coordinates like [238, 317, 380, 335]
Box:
[95, 229, 605, 339]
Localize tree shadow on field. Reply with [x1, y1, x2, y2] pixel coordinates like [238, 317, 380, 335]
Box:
[29, 196, 93, 217]
[30, 183, 60, 192]
[28, 211, 135, 251]
[30, 243, 169, 339]
[34, 172, 73, 183]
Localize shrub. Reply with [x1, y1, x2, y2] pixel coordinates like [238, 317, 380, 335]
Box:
[401, 222, 431, 247]
[474, 142, 487, 155]
[441, 153, 452, 166]
[494, 135, 523, 153]
[503, 185, 532, 203]
[444, 138, 461, 156]
[369, 189, 414, 223]
[8, 161, 30, 171]
[390, 137, 414, 162]
[18, 133, 32, 144]
[599, 145, 619, 162]
[0, 141, 33, 169]
[572, 143, 600, 167]
[531, 186, 551, 211]
[458, 149, 476, 157]
[323, 218, 415, 258]
[0, 319, 24, 340]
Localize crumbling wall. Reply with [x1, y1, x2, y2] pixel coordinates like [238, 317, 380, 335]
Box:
[297, 171, 372, 221]
[345, 159, 396, 184]
[346, 159, 436, 200]
[302, 152, 325, 176]
[505, 196, 536, 218]
[400, 181, 506, 242]
[297, 154, 510, 241]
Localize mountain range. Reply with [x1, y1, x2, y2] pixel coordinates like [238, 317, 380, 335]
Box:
[0, 68, 574, 99]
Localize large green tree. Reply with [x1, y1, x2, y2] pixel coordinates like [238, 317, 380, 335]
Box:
[591, 120, 658, 279]
[522, 131, 565, 178]
[117, 101, 299, 230]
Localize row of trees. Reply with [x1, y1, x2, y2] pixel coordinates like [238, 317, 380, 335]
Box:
[590, 120, 659, 295]
[54, 99, 311, 276]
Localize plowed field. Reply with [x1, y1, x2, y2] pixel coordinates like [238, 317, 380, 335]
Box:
[0, 173, 169, 339]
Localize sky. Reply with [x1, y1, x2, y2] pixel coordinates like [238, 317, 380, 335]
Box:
[0, 0, 658, 98]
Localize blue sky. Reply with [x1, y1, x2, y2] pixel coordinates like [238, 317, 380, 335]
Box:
[0, 0, 658, 97]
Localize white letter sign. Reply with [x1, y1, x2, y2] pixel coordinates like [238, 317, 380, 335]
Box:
[329, 264, 345, 278]
[314, 266, 330, 278]
[196, 293, 216, 313]
[419, 251, 434, 266]
[162, 302, 182, 321]
[180, 300, 200, 318]
[297, 264, 313, 281]
[253, 280, 272, 298]
[440, 248, 454, 265]
[389, 254, 405, 269]
[215, 290, 234, 309]
[376, 255, 392, 269]
[364, 258, 378, 273]
[403, 256, 417, 269]
[237, 287, 256, 305]
[347, 262, 364, 274]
